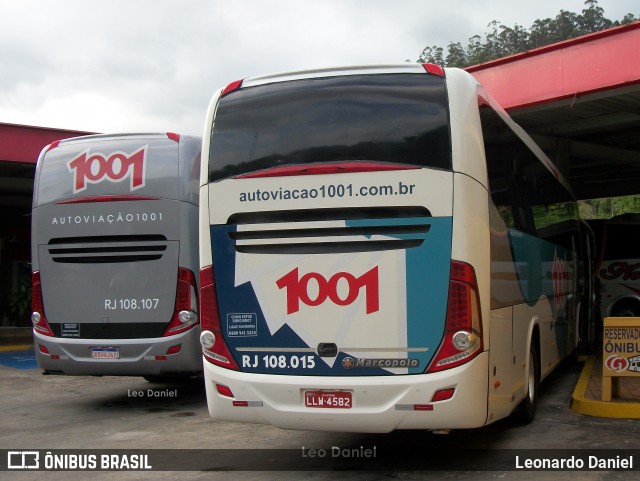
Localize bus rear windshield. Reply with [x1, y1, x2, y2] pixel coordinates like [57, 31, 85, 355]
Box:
[209, 73, 451, 181]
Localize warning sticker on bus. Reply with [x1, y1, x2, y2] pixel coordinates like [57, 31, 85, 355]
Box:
[227, 313, 258, 337]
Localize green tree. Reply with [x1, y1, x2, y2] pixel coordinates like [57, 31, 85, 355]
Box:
[529, 17, 554, 48]
[578, 0, 612, 33]
[553, 9, 581, 40]
[499, 24, 530, 56]
[578, 195, 640, 220]
[417, 0, 638, 68]
[445, 42, 467, 67]
[466, 34, 492, 65]
[417, 45, 444, 65]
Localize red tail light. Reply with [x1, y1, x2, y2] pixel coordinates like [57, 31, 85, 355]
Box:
[216, 383, 235, 398]
[221, 79, 243, 97]
[431, 387, 455, 402]
[200, 265, 239, 370]
[422, 63, 445, 77]
[163, 268, 199, 336]
[45, 140, 61, 152]
[426, 261, 483, 373]
[31, 272, 54, 337]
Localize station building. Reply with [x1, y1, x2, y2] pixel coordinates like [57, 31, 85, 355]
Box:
[0, 124, 92, 327]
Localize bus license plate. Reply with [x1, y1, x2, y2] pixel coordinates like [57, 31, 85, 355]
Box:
[305, 391, 352, 409]
[91, 348, 120, 359]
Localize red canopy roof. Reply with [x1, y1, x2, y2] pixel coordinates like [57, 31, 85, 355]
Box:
[467, 22, 640, 110]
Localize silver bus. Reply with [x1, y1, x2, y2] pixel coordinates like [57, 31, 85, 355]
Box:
[31, 133, 202, 380]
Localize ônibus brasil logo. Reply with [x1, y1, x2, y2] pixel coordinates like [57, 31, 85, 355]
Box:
[67, 147, 147, 193]
[276, 267, 379, 314]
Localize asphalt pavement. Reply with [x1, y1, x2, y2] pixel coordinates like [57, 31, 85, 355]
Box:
[1, 340, 640, 480]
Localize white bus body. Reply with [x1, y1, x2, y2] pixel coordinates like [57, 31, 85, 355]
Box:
[199, 65, 581, 432]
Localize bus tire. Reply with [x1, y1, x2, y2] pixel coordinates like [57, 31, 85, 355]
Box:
[515, 341, 540, 424]
[610, 299, 640, 318]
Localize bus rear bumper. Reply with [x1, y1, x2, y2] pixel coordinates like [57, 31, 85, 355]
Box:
[203, 352, 490, 433]
[32, 328, 202, 376]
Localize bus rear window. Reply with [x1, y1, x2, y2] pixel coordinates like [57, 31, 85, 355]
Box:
[209, 73, 451, 181]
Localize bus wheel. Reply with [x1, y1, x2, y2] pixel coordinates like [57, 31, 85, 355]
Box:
[515, 342, 539, 424]
[610, 299, 640, 318]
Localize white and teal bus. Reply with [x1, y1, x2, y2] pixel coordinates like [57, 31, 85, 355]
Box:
[198, 65, 583, 432]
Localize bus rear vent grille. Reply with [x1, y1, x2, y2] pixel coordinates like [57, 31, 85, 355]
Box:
[228, 207, 431, 255]
[48, 235, 168, 263]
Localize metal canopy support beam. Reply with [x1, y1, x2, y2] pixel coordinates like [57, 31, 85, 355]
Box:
[533, 134, 640, 199]
[533, 136, 640, 166]
[550, 112, 640, 137]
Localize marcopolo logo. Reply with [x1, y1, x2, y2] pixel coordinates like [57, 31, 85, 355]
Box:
[342, 355, 419, 370]
[67, 147, 147, 193]
[276, 266, 379, 315]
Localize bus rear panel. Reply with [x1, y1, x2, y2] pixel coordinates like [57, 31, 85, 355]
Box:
[200, 66, 490, 432]
[32, 133, 202, 377]
[199, 65, 579, 432]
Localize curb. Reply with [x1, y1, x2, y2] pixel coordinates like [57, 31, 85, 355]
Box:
[570, 355, 640, 419]
[0, 344, 34, 353]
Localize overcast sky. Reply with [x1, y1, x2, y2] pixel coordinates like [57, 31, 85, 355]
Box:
[1, 0, 637, 136]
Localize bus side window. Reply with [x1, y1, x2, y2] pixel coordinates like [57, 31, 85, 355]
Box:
[481, 105, 535, 236]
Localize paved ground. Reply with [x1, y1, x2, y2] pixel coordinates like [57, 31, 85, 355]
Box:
[0, 348, 37, 370]
[1, 351, 640, 480]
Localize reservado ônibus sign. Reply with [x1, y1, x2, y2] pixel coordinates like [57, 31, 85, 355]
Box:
[603, 317, 640, 377]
